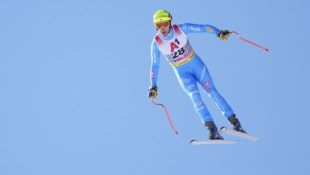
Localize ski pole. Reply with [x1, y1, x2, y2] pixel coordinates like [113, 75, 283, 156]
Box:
[151, 100, 179, 135]
[230, 31, 269, 52]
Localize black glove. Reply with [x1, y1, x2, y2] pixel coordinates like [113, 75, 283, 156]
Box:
[148, 85, 158, 99]
[217, 30, 230, 40]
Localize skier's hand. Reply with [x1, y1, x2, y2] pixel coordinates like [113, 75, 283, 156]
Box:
[148, 85, 158, 99]
[217, 30, 230, 41]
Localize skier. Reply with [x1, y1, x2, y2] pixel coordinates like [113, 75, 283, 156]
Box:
[148, 9, 246, 140]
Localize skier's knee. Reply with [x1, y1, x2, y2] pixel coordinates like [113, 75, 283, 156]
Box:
[202, 80, 214, 93]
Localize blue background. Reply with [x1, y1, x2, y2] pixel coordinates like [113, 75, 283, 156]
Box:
[1, 0, 309, 174]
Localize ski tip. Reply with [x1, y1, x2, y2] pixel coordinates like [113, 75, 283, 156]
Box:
[219, 126, 227, 132]
[190, 139, 196, 144]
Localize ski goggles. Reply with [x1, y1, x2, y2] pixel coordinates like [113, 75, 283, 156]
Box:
[155, 21, 170, 29]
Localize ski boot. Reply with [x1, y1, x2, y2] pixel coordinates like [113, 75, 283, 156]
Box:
[205, 121, 223, 140]
[227, 114, 247, 133]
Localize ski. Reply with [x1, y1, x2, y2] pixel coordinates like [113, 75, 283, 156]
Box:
[190, 139, 237, 145]
[220, 126, 259, 141]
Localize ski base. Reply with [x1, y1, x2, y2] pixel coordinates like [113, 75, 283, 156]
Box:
[190, 139, 237, 145]
[220, 126, 259, 141]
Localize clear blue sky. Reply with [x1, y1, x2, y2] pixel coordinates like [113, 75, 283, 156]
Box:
[1, 0, 309, 175]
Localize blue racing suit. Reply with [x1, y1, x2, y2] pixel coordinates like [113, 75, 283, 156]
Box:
[150, 23, 235, 123]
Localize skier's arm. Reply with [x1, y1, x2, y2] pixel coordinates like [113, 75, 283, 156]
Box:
[179, 23, 230, 40]
[179, 23, 221, 34]
[148, 40, 161, 98]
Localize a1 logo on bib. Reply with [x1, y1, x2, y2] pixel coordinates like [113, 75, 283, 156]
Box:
[170, 38, 180, 52]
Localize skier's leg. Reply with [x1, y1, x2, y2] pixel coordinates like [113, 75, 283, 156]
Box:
[175, 72, 212, 122]
[194, 63, 246, 132]
[196, 65, 235, 118]
[175, 71, 223, 139]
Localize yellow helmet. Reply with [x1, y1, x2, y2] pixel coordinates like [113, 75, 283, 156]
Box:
[153, 10, 172, 23]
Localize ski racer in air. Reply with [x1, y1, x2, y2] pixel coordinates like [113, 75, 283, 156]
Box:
[148, 9, 246, 140]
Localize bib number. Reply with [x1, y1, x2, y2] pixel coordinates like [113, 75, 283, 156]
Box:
[172, 47, 185, 59]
